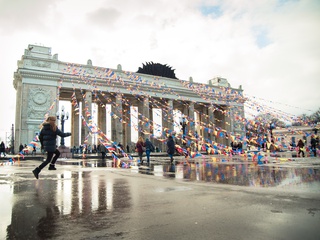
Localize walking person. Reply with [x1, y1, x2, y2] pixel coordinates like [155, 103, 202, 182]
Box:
[167, 135, 175, 164]
[98, 143, 107, 167]
[32, 145, 36, 156]
[32, 116, 71, 179]
[19, 144, 24, 153]
[145, 138, 155, 165]
[297, 139, 305, 158]
[136, 136, 145, 165]
[0, 141, 6, 157]
[311, 135, 317, 157]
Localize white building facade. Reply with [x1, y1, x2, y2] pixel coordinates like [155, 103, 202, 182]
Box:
[13, 44, 245, 153]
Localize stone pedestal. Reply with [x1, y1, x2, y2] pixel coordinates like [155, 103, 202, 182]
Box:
[58, 146, 72, 159]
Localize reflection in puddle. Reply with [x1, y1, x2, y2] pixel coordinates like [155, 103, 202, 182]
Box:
[153, 162, 320, 189]
[1, 160, 320, 239]
[2, 172, 132, 239]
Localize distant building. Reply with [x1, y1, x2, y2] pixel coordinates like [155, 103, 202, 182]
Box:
[273, 124, 319, 147]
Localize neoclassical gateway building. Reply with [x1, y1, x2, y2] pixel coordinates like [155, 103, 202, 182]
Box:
[13, 44, 245, 153]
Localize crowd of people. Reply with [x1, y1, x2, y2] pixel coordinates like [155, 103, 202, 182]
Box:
[245, 134, 319, 158]
[3, 114, 316, 178]
[101, 133, 319, 166]
[92, 135, 176, 166]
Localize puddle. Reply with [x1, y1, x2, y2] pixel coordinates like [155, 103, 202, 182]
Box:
[137, 162, 320, 190]
[1, 159, 319, 239]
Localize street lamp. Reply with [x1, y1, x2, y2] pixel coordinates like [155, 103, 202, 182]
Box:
[56, 105, 69, 146]
[11, 124, 14, 154]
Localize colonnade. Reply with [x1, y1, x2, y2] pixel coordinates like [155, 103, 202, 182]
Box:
[67, 91, 232, 151]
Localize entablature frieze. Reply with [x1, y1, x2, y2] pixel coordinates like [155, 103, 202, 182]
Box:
[22, 55, 58, 67]
[17, 71, 62, 81]
[17, 51, 245, 109]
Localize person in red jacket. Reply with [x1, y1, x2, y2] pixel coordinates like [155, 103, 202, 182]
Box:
[136, 136, 145, 165]
[297, 139, 305, 157]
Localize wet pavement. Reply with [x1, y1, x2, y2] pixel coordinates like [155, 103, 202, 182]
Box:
[1, 156, 320, 240]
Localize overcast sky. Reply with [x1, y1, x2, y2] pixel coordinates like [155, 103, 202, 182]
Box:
[0, 0, 319, 143]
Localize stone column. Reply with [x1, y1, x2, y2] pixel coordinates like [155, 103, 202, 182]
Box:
[239, 105, 246, 137]
[215, 107, 225, 145]
[167, 99, 174, 133]
[80, 101, 85, 145]
[137, 99, 144, 138]
[71, 103, 80, 147]
[136, 97, 151, 139]
[229, 106, 234, 133]
[123, 102, 131, 150]
[82, 91, 92, 145]
[188, 102, 195, 135]
[217, 106, 229, 146]
[111, 97, 116, 143]
[112, 93, 123, 145]
[162, 104, 168, 137]
[161, 102, 168, 152]
[208, 105, 216, 143]
[149, 106, 154, 143]
[195, 110, 200, 140]
[202, 105, 209, 143]
[142, 97, 150, 137]
[225, 106, 232, 146]
[98, 104, 107, 136]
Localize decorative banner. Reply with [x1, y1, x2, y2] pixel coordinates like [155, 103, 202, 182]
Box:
[13, 62, 315, 167]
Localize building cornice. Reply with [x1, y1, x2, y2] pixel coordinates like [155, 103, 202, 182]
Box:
[16, 46, 245, 106]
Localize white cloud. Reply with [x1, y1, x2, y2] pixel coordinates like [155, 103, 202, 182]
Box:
[0, 0, 319, 141]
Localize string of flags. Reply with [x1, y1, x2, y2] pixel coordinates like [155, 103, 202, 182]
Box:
[3, 62, 317, 167]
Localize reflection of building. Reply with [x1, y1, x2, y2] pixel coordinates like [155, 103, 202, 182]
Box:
[160, 162, 320, 188]
[1, 184, 13, 238]
[5, 171, 132, 239]
[13, 44, 245, 153]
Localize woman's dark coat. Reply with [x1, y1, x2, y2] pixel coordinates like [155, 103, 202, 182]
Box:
[167, 137, 175, 155]
[39, 123, 71, 152]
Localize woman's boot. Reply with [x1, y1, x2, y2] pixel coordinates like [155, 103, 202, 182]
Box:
[32, 167, 41, 179]
[48, 164, 56, 170]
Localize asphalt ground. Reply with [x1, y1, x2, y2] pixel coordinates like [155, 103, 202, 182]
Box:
[0, 156, 320, 240]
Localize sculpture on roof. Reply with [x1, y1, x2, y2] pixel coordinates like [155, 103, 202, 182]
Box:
[137, 62, 177, 79]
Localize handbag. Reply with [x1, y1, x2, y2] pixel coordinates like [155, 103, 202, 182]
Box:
[142, 146, 146, 152]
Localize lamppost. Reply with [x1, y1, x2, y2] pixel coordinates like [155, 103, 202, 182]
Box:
[56, 106, 69, 146]
[11, 124, 14, 154]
